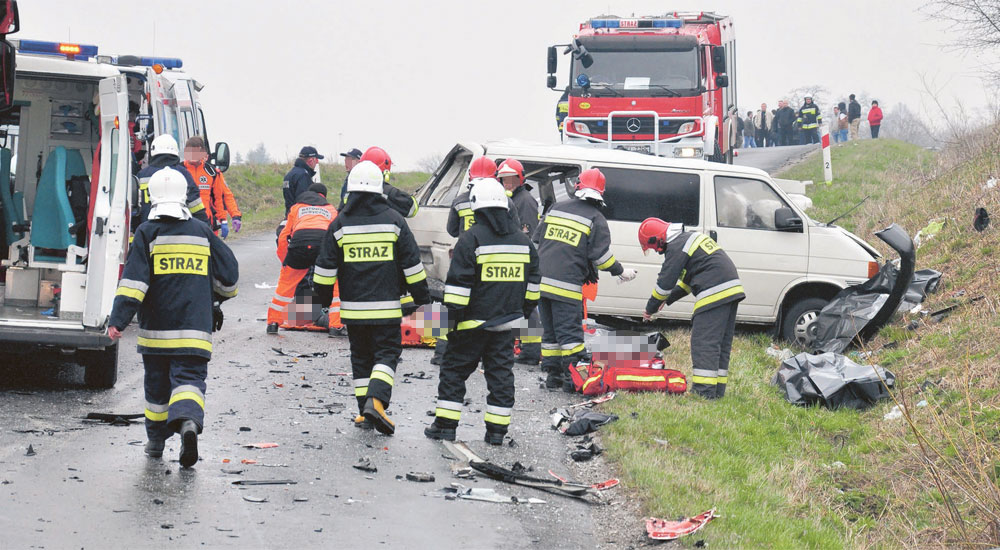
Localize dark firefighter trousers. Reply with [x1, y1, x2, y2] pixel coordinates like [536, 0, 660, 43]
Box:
[434, 328, 515, 434]
[690, 301, 739, 399]
[348, 324, 402, 414]
[517, 307, 542, 362]
[143, 354, 208, 442]
[539, 298, 585, 380]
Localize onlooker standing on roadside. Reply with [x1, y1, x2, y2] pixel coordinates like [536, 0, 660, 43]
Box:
[868, 100, 883, 139]
[848, 94, 862, 140]
[775, 100, 797, 146]
[754, 103, 774, 147]
[743, 111, 757, 148]
[796, 96, 822, 145]
[733, 107, 744, 149]
[832, 106, 849, 143]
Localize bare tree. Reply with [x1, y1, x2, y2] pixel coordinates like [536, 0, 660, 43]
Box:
[233, 151, 245, 165]
[923, 0, 1000, 78]
[417, 152, 444, 173]
[246, 142, 272, 165]
[880, 102, 941, 148]
[783, 84, 832, 111]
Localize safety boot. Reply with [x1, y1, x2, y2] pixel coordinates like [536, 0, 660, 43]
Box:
[362, 398, 395, 435]
[484, 431, 505, 446]
[544, 371, 563, 391]
[562, 377, 576, 393]
[353, 414, 374, 430]
[178, 420, 199, 468]
[328, 326, 348, 338]
[144, 439, 164, 458]
[266, 323, 279, 335]
[423, 422, 457, 441]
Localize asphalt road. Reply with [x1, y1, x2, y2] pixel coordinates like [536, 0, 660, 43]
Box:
[0, 233, 613, 549]
[733, 143, 817, 174]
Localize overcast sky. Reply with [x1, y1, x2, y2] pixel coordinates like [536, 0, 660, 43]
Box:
[21, 0, 994, 169]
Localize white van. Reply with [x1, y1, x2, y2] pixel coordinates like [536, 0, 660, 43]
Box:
[0, 38, 230, 387]
[408, 140, 882, 345]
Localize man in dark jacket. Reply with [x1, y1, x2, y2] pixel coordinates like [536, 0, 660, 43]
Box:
[425, 178, 541, 445]
[847, 94, 862, 140]
[133, 134, 207, 232]
[313, 160, 430, 435]
[108, 167, 239, 467]
[775, 100, 797, 146]
[283, 146, 323, 215]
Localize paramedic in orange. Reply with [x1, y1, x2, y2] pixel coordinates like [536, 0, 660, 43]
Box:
[183, 136, 242, 238]
[267, 183, 342, 334]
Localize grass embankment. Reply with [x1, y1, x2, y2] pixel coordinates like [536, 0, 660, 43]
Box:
[223, 163, 430, 234]
[601, 137, 1000, 548]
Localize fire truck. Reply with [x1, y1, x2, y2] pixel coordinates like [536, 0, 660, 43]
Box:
[0, 0, 230, 387]
[547, 12, 737, 163]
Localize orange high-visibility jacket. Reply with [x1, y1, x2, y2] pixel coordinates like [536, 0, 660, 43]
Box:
[277, 191, 337, 263]
[184, 161, 240, 225]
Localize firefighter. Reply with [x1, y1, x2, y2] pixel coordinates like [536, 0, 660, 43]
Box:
[107, 168, 239, 467]
[283, 146, 323, 216]
[638, 217, 744, 399]
[796, 95, 823, 145]
[497, 158, 543, 365]
[183, 137, 241, 238]
[133, 135, 207, 231]
[349, 146, 419, 219]
[267, 183, 342, 334]
[424, 178, 541, 444]
[447, 156, 498, 237]
[534, 168, 637, 391]
[313, 160, 430, 435]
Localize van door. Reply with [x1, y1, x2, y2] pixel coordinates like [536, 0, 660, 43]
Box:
[146, 68, 179, 144]
[707, 174, 808, 318]
[82, 75, 130, 328]
[588, 164, 703, 317]
[408, 143, 481, 285]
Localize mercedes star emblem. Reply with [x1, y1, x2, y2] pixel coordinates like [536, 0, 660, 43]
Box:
[626, 118, 642, 132]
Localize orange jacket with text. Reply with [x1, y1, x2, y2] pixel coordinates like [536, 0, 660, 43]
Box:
[183, 161, 240, 226]
[277, 191, 338, 263]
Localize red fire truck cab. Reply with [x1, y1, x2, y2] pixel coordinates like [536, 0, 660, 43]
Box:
[547, 12, 737, 163]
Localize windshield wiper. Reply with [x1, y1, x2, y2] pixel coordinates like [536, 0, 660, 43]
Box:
[587, 83, 623, 97]
[646, 84, 682, 97]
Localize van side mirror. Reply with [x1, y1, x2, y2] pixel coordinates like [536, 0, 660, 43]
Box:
[715, 75, 729, 88]
[130, 174, 139, 210]
[774, 207, 803, 232]
[213, 141, 230, 173]
[546, 75, 557, 89]
[547, 46, 558, 75]
[711, 45, 726, 73]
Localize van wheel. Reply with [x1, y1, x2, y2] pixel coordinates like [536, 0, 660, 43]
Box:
[781, 297, 827, 349]
[82, 344, 119, 389]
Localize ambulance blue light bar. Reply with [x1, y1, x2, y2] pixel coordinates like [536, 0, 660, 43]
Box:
[588, 18, 683, 29]
[16, 39, 98, 60]
[139, 57, 183, 69]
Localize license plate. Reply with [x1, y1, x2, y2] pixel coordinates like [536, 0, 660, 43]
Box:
[620, 144, 651, 154]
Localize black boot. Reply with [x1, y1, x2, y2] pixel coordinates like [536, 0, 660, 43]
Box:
[266, 323, 279, 335]
[178, 420, 199, 468]
[353, 414, 374, 430]
[362, 398, 395, 435]
[144, 439, 164, 458]
[484, 431, 505, 446]
[423, 421, 457, 441]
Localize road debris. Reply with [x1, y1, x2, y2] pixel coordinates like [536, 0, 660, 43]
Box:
[403, 371, 433, 380]
[82, 412, 144, 425]
[564, 392, 617, 410]
[442, 441, 598, 500]
[405, 472, 435, 482]
[646, 509, 719, 541]
[353, 458, 377, 473]
[243, 442, 279, 449]
[551, 409, 619, 436]
[429, 483, 546, 504]
[271, 347, 327, 358]
[231, 479, 297, 486]
[776, 352, 895, 409]
[548, 471, 620, 491]
[25, 444, 36, 456]
[974, 207, 990, 231]
[254, 282, 277, 289]
[570, 439, 603, 462]
[242, 495, 268, 503]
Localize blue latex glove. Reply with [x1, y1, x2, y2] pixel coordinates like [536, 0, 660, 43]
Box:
[220, 220, 229, 239]
[232, 217, 242, 233]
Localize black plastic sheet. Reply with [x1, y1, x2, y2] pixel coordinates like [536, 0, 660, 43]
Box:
[776, 352, 895, 409]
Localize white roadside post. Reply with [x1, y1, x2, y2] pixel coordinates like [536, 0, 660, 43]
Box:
[820, 125, 833, 185]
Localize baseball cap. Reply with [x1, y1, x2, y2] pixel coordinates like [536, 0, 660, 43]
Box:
[299, 146, 324, 159]
[340, 148, 363, 160]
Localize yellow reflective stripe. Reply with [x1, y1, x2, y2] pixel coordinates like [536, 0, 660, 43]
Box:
[562, 343, 586, 356]
[686, 234, 709, 256]
[539, 283, 582, 301]
[443, 293, 470, 306]
[370, 371, 394, 387]
[484, 413, 511, 426]
[596, 255, 617, 270]
[668, 377, 686, 384]
[456, 320, 484, 331]
[717, 377, 728, 384]
[691, 375, 718, 385]
[354, 386, 368, 397]
[581, 375, 601, 392]
[525, 290, 540, 301]
[340, 308, 403, 320]
[168, 391, 205, 409]
[477, 253, 530, 264]
[678, 280, 692, 293]
[520, 335, 542, 343]
[436, 408, 461, 420]
[545, 215, 591, 235]
[457, 208, 473, 217]
[405, 270, 427, 284]
[400, 295, 414, 305]
[313, 274, 337, 285]
[190, 203, 206, 213]
[150, 243, 210, 256]
[145, 409, 168, 422]
[337, 232, 399, 245]
[116, 287, 146, 301]
[137, 336, 212, 352]
[651, 288, 668, 300]
[541, 348, 562, 357]
[617, 375, 665, 383]
[693, 285, 745, 313]
[408, 196, 419, 218]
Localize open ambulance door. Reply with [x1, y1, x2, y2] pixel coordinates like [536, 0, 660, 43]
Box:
[82, 75, 130, 329]
[145, 67, 179, 145]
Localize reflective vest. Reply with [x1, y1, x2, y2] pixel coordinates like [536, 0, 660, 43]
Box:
[796, 104, 822, 130]
[646, 232, 744, 315]
[277, 191, 336, 263]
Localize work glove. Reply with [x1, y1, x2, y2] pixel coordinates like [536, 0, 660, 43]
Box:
[232, 216, 242, 233]
[220, 220, 229, 239]
[617, 268, 638, 284]
[212, 302, 225, 331]
[402, 301, 419, 317]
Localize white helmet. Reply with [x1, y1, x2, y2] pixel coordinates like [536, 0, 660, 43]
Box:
[150, 134, 179, 158]
[148, 168, 191, 220]
[470, 178, 508, 211]
[346, 160, 384, 194]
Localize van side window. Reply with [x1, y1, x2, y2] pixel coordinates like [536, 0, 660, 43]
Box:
[595, 166, 699, 225]
[421, 153, 471, 207]
[714, 176, 792, 231]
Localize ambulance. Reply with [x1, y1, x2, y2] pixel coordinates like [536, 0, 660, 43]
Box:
[0, 2, 230, 387]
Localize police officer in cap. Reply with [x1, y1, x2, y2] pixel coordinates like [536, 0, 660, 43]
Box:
[283, 146, 323, 216]
[339, 147, 363, 203]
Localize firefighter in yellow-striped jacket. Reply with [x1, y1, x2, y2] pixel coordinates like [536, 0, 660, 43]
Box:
[639, 217, 744, 399]
[108, 168, 239, 468]
[312, 161, 430, 435]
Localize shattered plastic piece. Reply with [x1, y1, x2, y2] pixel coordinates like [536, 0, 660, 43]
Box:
[548, 471, 620, 491]
[553, 409, 619, 436]
[25, 445, 35, 456]
[239, 427, 251, 432]
[646, 509, 719, 541]
[916, 400, 928, 407]
[565, 392, 617, 410]
[353, 458, 377, 473]
[777, 352, 895, 410]
[570, 441, 604, 462]
[83, 412, 144, 425]
[243, 442, 279, 449]
[240, 459, 258, 465]
[405, 472, 435, 482]
[293, 497, 309, 502]
[883, 405, 903, 420]
[765, 347, 794, 361]
[231, 480, 297, 486]
[429, 484, 546, 504]
[403, 371, 433, 380]
[271, 347, 328, 358]
[254, 282, 277, 289]
[242, 495, 268, 503]
[974, 207, 990, 232]
[913, 219, 944, 248]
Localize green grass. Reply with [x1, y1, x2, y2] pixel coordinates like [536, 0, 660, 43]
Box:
[599, 137, 1000, 548]
[222, 163, 430, 234]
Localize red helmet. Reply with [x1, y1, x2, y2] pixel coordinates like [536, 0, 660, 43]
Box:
[575, 168, 606, 198]
[496, 159, 525, 185]
[360, 146, 392, 174]
[468, 156, 497, 181]
[638, 217, 673, 255]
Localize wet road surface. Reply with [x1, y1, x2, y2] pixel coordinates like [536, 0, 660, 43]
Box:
[0, 232, 609, 549]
